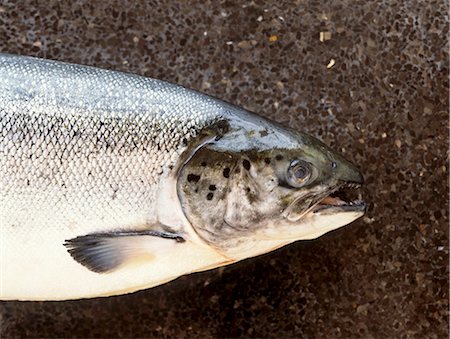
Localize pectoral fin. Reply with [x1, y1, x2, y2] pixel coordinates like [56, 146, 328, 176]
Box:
[64, 230, 185, 273]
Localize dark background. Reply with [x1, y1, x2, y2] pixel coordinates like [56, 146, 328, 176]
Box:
[0, 0, 448, 337]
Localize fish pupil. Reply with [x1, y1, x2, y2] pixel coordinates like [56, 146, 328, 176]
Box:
[294, 166, 307, 179]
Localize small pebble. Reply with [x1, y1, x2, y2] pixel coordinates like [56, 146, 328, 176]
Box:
[327, 58, 336, 68]
[320, 31, 332, 42]
[237, 40, 253, 49]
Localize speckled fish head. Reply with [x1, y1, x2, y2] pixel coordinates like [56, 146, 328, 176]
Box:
[177, 117, 365, 257]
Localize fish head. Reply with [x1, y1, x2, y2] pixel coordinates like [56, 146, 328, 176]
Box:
[177, 117, 366, 259]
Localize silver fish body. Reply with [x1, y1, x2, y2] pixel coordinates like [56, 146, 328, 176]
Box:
[0, 54, 365, 300]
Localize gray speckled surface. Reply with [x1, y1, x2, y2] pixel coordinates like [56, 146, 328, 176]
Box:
[0, 0, 448, 337]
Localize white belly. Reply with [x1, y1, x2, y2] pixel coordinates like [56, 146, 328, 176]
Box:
[1, 224, 226, 300]
[0, 192, 226, 300]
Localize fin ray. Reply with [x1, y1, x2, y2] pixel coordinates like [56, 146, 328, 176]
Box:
[64, 230, 185, 273]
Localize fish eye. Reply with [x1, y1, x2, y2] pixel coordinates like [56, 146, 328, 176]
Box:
[287, 160, 311, 187]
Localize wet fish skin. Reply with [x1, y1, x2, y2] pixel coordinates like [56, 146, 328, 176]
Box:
[0, 54, 364, 300]
[0, 53, 239, 242]
[0, 54, 240, 299]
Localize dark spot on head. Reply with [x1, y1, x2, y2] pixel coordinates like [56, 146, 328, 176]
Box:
[264, 158, 271, 164]
[243, 159, 251, 170]
[168, 165, 174, 170]
[275, 154, 284, 161]
[209, 184, 216, 191]
[223, 168, 230, 178]
[235, 167, 241, 174]
[194, 188, 198, 193]
[206, 192, 214, 200]
[246, 187, 251, 192]
[201, 161, 207, 167]
[187, 173, 201, 183]
[259, 129, 269, 137]
[182, 138, 188, 146]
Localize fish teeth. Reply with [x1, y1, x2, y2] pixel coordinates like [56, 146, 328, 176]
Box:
[342, 182, 361, 190]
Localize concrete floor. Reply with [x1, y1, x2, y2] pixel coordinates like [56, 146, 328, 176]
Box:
[0, 0, 448, 337]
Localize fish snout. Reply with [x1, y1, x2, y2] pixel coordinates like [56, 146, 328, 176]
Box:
[334, 157, 364, 185]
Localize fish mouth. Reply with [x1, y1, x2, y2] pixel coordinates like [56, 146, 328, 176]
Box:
[271, 182, 366, 241]
[312, 182, 366, 214]
[283, 182, 365, 222]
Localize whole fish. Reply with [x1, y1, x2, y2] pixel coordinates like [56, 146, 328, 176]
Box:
[0, 54, 365, 300]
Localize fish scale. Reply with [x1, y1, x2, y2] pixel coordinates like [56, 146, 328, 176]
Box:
[0, 54, 233, 299]
[0, 54, 365, 300]
[0, 54, 222, 214]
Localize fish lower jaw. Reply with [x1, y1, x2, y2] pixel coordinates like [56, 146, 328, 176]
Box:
[254, 205, 365, 245]
[291, 207, 365, 240]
